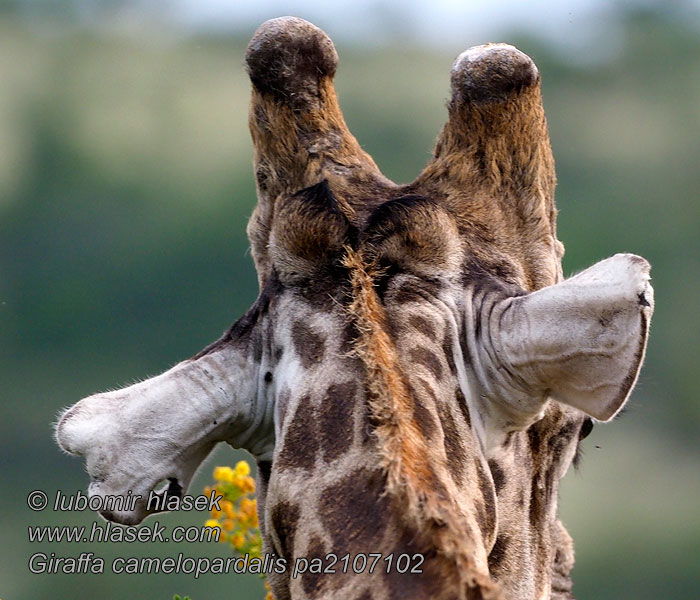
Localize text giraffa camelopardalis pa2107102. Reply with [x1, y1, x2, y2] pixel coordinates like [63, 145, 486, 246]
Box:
[56, 17, 654, 600]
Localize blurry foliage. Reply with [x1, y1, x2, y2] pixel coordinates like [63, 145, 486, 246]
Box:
[1, 4, 698, 600]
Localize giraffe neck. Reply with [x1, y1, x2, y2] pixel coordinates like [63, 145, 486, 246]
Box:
[261, 255, 579, 600]
[262, 250, 502, 600]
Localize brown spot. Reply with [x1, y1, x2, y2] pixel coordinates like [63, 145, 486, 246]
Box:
[548, 420, 578, 452]
[392, 287, 421, 305]
[255, 169, 270, 194]
[277, 396, 318, 470]
[354, 592, 373, 600]
[410, 385, 438, 438]
[442, 329, 457, 376]
[291, 321, 325, 369]
[319, 468, 390, 557]
[409, 346, 444, 380]
[408, 314, 436, 339]
[301, 534, 328, 595]
[488, 459, 506, 495]
[319, 381, 357, 461]
[488, 534, 510, 572]
[454, 387, 471, 427]
[270, 500, 300, 562]
[473, 499, 489, 540]
[438, 404, 466, 484]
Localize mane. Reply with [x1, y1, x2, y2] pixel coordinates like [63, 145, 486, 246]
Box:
[343, 244, 501, 600]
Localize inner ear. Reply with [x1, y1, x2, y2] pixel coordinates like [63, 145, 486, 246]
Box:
[270, 180, 354, 284]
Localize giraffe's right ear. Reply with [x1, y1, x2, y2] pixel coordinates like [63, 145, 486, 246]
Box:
[484, 254, 654, 422]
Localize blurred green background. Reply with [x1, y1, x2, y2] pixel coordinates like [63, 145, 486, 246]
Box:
[1, 1, 698, 599]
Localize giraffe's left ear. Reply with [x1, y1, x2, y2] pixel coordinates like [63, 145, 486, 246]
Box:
[486, 254, 654, 421]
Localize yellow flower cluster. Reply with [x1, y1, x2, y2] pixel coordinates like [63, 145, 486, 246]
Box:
[203, 460, 262, 558]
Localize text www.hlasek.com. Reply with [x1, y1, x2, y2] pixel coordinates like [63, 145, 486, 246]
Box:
[28, 519, 218, 544]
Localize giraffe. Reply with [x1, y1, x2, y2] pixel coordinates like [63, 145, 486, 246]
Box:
[55, 17, 654, 600]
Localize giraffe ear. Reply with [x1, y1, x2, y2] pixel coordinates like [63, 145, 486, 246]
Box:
[490, 254, 654, 421]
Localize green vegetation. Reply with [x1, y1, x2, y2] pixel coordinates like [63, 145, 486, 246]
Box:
[1, 5, 698, 600]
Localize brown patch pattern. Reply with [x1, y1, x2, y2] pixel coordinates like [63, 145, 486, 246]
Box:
[411, 393, 438, 439]
[277, 396, 318, 471]
[408, 314, 437, 339]
[291, 321, 326, 369]
[409, 346, 444, 380]
[270, 500, 301, 562]
[318, 468, 390, 557]
[301, 534, 329, 595]
[319, 381, 357, 461]
[488, 459, 506, 495]
[438, 403, 467, 485]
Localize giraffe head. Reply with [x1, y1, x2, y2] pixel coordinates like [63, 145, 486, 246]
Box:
[56, 17, 653, 598]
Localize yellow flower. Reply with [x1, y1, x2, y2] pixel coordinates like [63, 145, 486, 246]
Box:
[231, 533, 245, 550]
[234, 461, 251, 477]
[213, 466, 235, 483]
[204, 463, 264, 566]
[240, 498, 256, 516]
